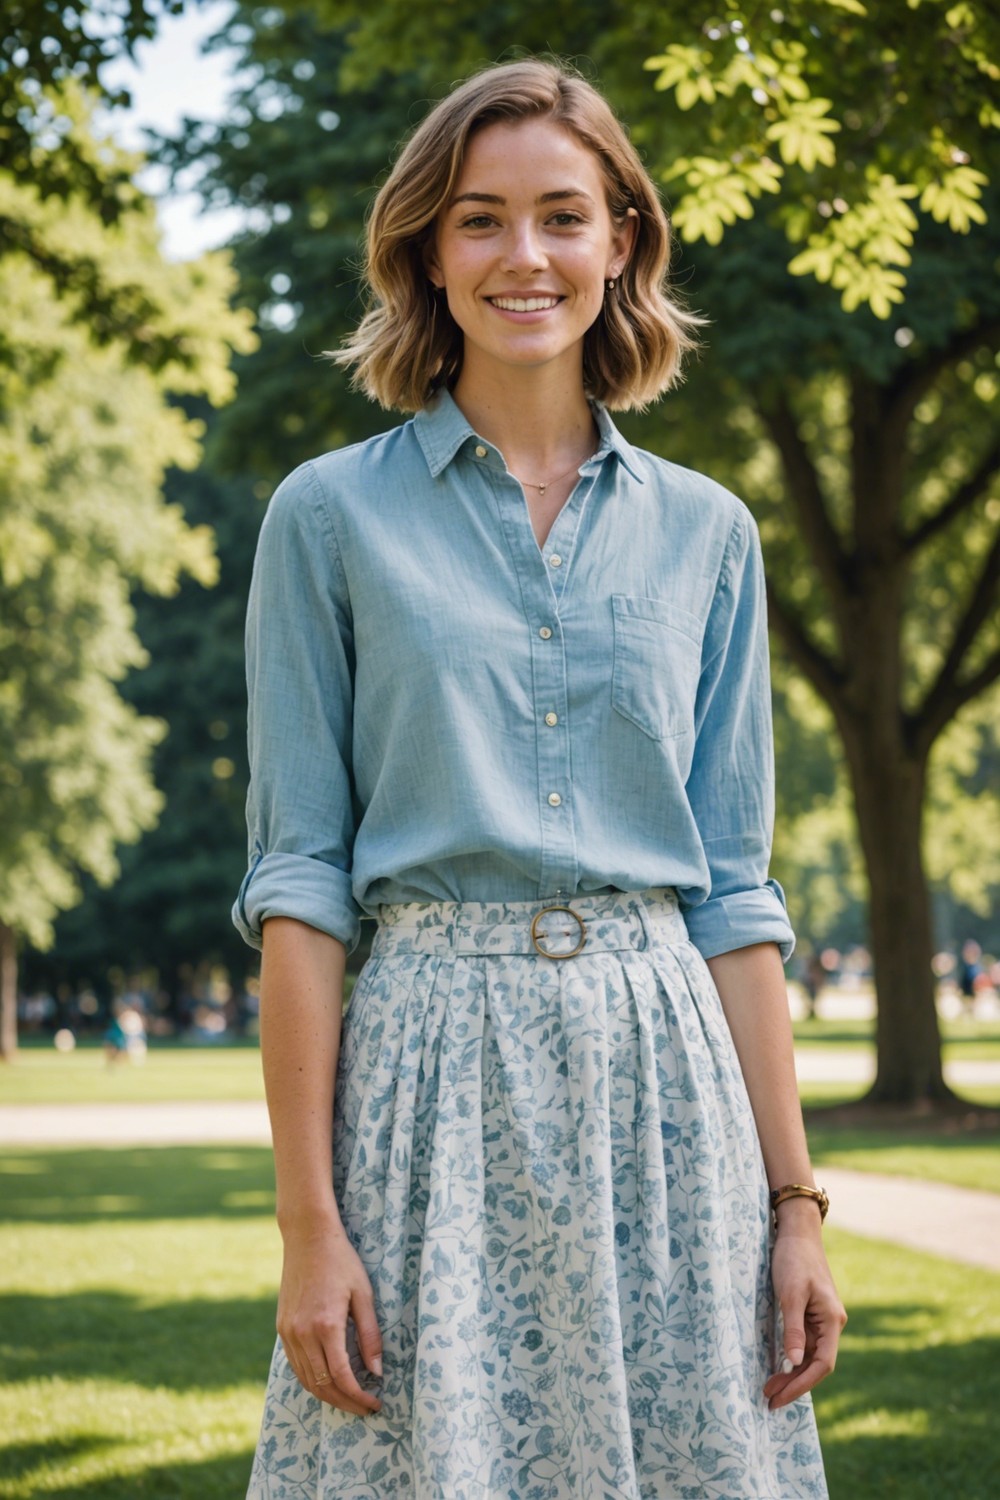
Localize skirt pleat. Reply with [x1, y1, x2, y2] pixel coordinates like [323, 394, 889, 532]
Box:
[247, 890, 829, 1500]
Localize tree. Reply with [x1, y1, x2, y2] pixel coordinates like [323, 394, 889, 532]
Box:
[0, 104, 255, 1057]
[22, 451, 263, 1015]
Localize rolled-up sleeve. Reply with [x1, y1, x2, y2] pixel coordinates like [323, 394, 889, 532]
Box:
[232, 460, 362, 953]
[678, 504, 796, 964]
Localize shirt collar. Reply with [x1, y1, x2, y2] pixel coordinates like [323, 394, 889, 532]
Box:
[413, 386, 645, 485]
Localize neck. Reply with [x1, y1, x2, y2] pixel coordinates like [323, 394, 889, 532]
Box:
[451, 359, 597, 476]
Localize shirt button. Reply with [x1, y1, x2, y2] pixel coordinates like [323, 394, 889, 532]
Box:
[547, 792, 562, 806]
[538, 625, 552, 639]
[474, 444, 487, 458]
[549, 554, 562, 567]
[544, 712, 558, 726]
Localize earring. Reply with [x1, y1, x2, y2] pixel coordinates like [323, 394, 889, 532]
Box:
[605, 278, 617, 291]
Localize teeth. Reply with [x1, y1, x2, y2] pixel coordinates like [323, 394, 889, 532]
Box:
[490, 296, 559, 312]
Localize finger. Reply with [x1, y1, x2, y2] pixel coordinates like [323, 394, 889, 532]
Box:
[304, 1341, 374, 1416]
[767, 1358, 826, 1409]
[352, 1290, 384, 1379]
[280, 1333, 318, 1402]
[766, 1330, 839, 1409]
[322, 1322, 382, 1413]
[779, 1297, 808, 1372]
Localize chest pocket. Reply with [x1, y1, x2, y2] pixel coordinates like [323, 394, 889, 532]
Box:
[611, 594, 703, 742]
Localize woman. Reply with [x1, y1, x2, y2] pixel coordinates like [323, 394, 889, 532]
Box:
[234, 57, 845, 1500]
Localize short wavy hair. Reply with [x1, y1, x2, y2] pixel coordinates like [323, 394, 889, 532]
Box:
[332, 59, 702, 412]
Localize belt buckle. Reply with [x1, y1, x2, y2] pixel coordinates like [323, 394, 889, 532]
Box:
[530, 904, 587, 960]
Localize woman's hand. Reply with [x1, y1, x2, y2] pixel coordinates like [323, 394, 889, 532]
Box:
[763, 1206, 847, 1411]
[276, 1213, 384, 1417]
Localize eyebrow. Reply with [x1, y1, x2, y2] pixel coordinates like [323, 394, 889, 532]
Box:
[449, 188, 595, 208]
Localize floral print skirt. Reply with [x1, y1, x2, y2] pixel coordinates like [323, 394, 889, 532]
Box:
[247, 888, 828, 1499]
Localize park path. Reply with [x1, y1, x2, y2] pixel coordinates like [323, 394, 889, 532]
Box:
[815, 1166, 1000, 1272]
[0, 1099, 270, 1146]
[2, 1049, 999, 1272]
[792, 1049, 1000, 1087]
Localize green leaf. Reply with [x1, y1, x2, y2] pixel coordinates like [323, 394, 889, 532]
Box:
[765, 99, 842, 171]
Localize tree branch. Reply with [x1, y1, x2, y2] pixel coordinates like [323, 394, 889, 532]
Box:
[903, 436, 1000, 554]
[884, 316, 1000, 453]
[755, 392, 850, 617]
[916, 527, 1000, 750]
[765, 578, 845, 710]
[918, 645, 1000, 755]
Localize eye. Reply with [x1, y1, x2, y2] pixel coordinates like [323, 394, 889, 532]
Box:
[548, 212, 585, 227]
[458, 213, 497, 229]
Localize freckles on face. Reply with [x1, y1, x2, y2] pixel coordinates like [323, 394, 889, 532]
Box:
[427, 116, 633, 376]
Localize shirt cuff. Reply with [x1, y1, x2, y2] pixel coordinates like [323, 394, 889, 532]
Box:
[681, 878, 796, 964]
[232, 851, 362, 954]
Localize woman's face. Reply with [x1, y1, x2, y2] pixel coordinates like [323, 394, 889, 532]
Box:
[427, 116, 636, 388]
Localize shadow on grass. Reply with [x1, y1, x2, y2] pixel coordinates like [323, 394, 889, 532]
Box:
[0, 1434, 116, 1480]
[817, 1301, 1000, 1500]
[0, 1446, 254, 1499]
[0, 1146, 275, 1224]
[1, 1287, 276, 1390]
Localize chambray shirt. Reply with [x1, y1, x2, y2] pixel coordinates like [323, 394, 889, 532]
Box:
[233, 388, 795, 963]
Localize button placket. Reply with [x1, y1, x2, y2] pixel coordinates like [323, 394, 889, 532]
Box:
[531, 610, 576, 894]
[486, 459, 584, 897]
[540, 471, 593, 606]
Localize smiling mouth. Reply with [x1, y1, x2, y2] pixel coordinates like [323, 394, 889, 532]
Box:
[487, 295, 563, 312]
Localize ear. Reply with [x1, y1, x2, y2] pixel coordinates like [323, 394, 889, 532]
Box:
[423, 235, 445, 290]
[607, 206, 638, 282]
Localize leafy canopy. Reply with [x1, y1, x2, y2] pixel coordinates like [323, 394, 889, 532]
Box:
[644, 0, 998, 317]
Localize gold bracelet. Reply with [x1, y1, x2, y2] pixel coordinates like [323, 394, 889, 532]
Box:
[769, 1184, 829, 1222]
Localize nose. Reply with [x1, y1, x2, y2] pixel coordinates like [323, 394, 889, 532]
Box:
[500, 219, 548, 276]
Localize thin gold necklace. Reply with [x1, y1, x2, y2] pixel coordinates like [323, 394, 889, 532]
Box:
[510, 446, 597, 496]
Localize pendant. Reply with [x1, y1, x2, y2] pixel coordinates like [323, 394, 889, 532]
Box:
[537, 484, 547, 494]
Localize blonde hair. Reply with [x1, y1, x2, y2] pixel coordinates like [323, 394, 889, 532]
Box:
[332, 59, 702, 413]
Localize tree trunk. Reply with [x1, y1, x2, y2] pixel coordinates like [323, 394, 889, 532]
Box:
[843, 742, 950, 1104]
[0, 921, 17, 1062]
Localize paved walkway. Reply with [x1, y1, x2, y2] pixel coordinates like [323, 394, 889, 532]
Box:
[0, 1100, 271, 1147]
[2, 1087, 999, 1271]
[793, 1049, 1000, 1088]
[815, 1166, 1000, 1272]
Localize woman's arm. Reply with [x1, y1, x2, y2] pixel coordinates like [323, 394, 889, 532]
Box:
[707, 940, 847, 1411]
[260, 916, 383, 1416]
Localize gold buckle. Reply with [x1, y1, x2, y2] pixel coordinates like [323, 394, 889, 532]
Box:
[530, 905, 587, 959]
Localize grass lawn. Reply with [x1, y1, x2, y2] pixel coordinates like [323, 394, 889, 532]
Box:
[0, 1044, 268, 1106]
[816, 1229, 1000, 1499]
[0, 1146, 277, 1499]
[0, 1145, 998, 1499]
[791, 1016, 1000, 1063]
[806, 1121, 1000, 1193]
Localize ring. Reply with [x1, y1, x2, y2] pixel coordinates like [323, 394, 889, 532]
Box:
[314, 1370, 332, 1385]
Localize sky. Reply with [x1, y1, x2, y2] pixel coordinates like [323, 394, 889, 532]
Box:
[99, 0, 249, 259]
